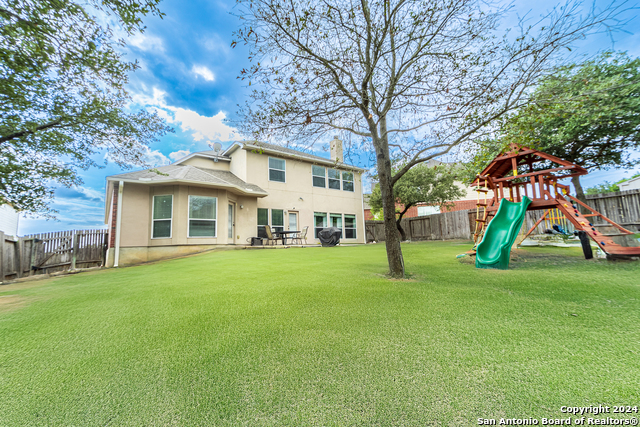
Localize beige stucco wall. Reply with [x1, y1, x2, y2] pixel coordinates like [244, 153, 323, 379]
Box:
[245, 150, 365, 243]
[229, 147, 247, 181]
[458, 181, 495, 201]
[118, 183, 260, 247]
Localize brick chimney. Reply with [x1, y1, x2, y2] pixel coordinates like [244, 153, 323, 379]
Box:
[330, 136, 343, 163]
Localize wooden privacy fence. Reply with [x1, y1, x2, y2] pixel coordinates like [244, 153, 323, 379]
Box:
[366, 210, 471, 242]
[1, 229, 108, 283]
[586, 189, 640, 228]
[366, 209, 548, 242]
[365, 190, 639, 243]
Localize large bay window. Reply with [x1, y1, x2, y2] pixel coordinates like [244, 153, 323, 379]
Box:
[152, 195, 173, 238]
[188, 196, 217, 237]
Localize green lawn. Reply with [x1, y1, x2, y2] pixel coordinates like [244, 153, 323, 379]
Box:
[1, 242, 638, 426]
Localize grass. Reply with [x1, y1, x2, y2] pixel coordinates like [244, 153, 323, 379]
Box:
[0, 241, 638, 426]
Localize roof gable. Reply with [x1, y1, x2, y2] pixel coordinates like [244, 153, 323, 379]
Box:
[479, 143, 587, 181]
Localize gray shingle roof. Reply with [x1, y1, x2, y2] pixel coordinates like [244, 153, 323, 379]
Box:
[239, 141, 366, 171]
[107, 165, 267, 196]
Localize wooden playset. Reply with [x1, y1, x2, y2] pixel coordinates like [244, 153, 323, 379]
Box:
[471, 144, 640, 258]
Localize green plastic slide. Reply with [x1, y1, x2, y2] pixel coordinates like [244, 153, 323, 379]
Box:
[476, 196, 532, 270]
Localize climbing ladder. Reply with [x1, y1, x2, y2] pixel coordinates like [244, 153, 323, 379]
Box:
[556, 194, 640, 257]
[471, 175, 496, 252]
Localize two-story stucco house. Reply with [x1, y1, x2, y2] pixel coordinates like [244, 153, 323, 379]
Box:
[103, 138, 366, 266]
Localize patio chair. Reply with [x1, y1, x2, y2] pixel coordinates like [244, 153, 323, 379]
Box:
[293, 226, 309, 245]
[264, 225, 280, 245]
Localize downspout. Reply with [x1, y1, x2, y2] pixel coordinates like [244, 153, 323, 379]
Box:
[361, 173, 367, 243]
[114, 180, 124, 267]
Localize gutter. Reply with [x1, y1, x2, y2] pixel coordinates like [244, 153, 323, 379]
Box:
[240, 142, 368, 172]
[105, 177, 269, 198]
[114, 180, 124, 267]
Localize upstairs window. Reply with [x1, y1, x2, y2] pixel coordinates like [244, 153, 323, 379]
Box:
[342, 171, 354, 192]
[269, 157, 286, 182]
[152, 195, 173, 239]
[312, 165, 326, 187]
[328, 168, 341, 189]
[344, 214, 356, 239]
[188, 196, 217, 237]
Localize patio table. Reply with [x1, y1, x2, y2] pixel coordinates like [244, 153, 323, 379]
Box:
[277, 230, 301, 245]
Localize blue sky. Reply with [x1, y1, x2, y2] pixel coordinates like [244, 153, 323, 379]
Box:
[18, 0, 640, 234]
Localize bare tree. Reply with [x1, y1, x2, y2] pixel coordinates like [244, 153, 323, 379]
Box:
[233, 0, 625, 278]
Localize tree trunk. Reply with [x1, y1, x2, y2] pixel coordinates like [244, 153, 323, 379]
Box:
[396, 218, 407, 241]
[373, 120, 404, 278]
[396, 204, 413, 242]
[571, 175, 589, 213]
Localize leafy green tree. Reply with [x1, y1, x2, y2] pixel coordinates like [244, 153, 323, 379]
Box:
[585, 181, 620, 195]
[369, 163, 464, 241]
[467, 51, 640, 204]
[233, 0, 623, 277]
[585, 172, 640, 195]
[0, 0, 172, 215]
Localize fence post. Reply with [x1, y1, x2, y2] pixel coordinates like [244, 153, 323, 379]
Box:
[0, 231, 4, 283]
[29, 238, 37, 276]
[16, 237, 23, 278]
[102, 232, 109, 267]
[71, 231, 79, 270]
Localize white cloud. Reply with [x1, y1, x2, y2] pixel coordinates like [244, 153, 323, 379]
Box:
[169, 150, 191, 161]
[129, 33, 165, 52]
[133, 87, 239, 143]
[77, 186, 105, 201]
[192, 65, 215, 82]
[201, 34, 231, 55]
[143, 147, 171, 167]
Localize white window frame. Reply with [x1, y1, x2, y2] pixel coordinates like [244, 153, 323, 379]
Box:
[312, 165, 326, 188]
[342, 171, 355, 192]
[187, 195, 218, 238]
[314, 212, 328, 239]
[329, 213, 343, 230]
[417, 205, 441, 216]
[268, 157, 286, 183]
[271, 208, 285, 233]
[344, 214, 357, 239]
[151, 194, 173, 239]
[328, 168, 341, 190]
[257, 207, 269, 238]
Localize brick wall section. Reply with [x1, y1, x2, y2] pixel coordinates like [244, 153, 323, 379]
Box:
[108, 183, 119, 248]
[443, 199, 478, 212]
[364, 199, 477, 219]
